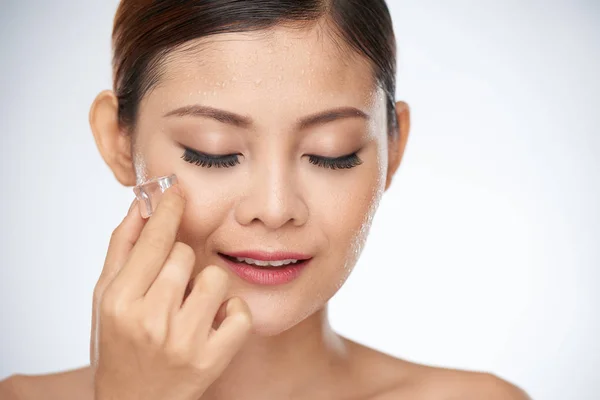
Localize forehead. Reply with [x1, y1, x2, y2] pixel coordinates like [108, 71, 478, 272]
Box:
[147, 24, 382, 117]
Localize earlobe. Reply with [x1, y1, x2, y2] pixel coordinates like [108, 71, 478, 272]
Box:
[89, 90, 136, 186]
[385, 101, 411, 190]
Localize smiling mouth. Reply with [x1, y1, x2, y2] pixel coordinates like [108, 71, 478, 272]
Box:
[218, 253, 311, 269]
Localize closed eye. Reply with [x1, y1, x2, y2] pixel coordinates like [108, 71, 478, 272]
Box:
[181, 148, 241, 168]
[307, 152, 363, 170]
[181, 147, 363, 170]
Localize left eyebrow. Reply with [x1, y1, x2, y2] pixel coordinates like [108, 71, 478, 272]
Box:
[297, 107, 370, 130]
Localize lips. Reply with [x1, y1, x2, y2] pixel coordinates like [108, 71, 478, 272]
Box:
[218, 251, 312, 285]
[222, 250, 312, 262]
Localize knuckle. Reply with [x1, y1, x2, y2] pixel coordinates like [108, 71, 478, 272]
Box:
[190, 357, 214, 374]
[199, 265, 229, 288]
[109, 225, 124, 244]
[189, 291, 216, 307]
[92, 284, 104, 305]
[98, 289, 122, 318]
[93, 276, 113, 299]
[138, 314, 167, 345]
[232, 309, 253, 331]
[165, 340, 193, 365]
[144, 229, 170, 253]
[172, 242, 196, 266]
[98, 296, 136, 334]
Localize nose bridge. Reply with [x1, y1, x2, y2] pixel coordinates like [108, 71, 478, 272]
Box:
[235, 148, 308, 229]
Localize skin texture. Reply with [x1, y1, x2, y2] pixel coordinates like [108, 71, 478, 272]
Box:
[0, 24, 530, 400]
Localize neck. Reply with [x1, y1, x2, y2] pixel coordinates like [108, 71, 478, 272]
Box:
[201, 306, 351, 400]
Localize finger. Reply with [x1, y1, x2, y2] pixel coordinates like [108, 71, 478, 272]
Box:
[144, 242, 196, 319]
[91, 198, 145, 366]
[207, 297, 252, 368]
[175, 265, 230, 342]
[110, 185, 186, 301]
[95, 199, 146, 293]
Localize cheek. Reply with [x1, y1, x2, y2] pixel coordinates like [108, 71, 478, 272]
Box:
[175, 172, 239, 255]
[132, 134, 181, 182]
[312, 150, 385, 263]
[132, 136, 239, 254]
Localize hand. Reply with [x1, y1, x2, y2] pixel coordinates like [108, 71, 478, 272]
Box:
[90, 185, 252, 400]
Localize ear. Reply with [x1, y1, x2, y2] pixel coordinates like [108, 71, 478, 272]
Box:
[89, 90, 137, 186]
[385, 101, 411, 190]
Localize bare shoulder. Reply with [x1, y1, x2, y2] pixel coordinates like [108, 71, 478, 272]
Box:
[378, 361, 530, 400]
[0, 366, 93, 400]
[342, 339, 529, 400]
[391, 365, 530, 400]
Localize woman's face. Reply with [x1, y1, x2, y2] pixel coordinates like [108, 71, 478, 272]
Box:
[127, 26, 392, 335]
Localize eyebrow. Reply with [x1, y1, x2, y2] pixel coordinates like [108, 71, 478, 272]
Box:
[163, 105, 252, 128]
[163, 105, 369, 130]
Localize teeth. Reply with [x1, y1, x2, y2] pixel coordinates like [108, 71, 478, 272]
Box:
[235, 257, 299, 267]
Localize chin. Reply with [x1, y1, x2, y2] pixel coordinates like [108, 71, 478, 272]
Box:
[248, 317, 292, 337]
[233, 290, 326, 337]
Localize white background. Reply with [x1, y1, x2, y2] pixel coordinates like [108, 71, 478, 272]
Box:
[1, 1, 599, 399]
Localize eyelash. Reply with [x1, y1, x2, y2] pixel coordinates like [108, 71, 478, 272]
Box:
[181, 148, 241, 168]
[181, 148, 363, 170]
[307, 153, 363, 170]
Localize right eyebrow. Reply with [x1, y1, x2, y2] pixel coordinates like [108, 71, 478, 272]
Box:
[163, 105, 253, 129]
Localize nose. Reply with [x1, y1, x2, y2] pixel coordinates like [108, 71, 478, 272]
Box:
[234, 161, 309, 230]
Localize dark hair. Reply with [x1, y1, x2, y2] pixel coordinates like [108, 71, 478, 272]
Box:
[112, 0, 398, 135]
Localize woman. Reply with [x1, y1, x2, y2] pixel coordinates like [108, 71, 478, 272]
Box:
[1, 0, 530, 399]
